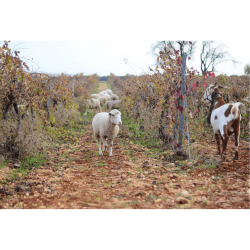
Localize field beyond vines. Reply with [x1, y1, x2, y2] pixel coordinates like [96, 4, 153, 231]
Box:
[0, 82, 249, 209]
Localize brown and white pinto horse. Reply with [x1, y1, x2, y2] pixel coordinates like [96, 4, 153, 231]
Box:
[203, 83, 242, 161]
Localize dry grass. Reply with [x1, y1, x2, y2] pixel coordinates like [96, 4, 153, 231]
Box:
[74, 96, 88, 113]
[17, 121, 47, 158]
[0, 100, 83, 161]
[0, 115, 47, 159]
[0, 155, 4, 165]
[53, 102, 82, 126]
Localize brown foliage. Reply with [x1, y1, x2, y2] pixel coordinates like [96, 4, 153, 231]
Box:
[108, 51, 250, 152]
[0, 41, 98, 160]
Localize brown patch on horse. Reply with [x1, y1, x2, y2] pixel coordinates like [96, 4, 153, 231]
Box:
[223, 120, 234, 136]
[214, 88, 222, 94]
[214, 115, 217, 120]
[211, 88, 226, 109]
[214, 97, 225, 109]
[224, 105, 233, 117]
[231, 105, 238, 118]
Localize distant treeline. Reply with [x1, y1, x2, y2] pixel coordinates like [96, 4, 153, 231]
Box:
[100, 75, 125, 81]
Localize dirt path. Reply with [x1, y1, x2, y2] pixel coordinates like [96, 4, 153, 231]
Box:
[1, 124, 249, 209]
[0, 82, 249, 209]
[97, 81, 108, 92]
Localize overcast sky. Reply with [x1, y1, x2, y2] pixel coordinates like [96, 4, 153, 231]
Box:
[1, 1, 250, 77]
[5, 40, 250, 76]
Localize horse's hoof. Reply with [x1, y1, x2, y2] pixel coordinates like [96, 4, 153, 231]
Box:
[221, 153, 226, 162]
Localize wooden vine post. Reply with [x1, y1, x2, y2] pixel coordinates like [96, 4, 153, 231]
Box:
[48, 84, 51, 119]
[178, 52, 190, 159]
[72, 82, 74, 97]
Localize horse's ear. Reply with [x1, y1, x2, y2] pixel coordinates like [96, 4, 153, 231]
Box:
[214, 82, 218, 87]
[219, 85, 229, 89]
